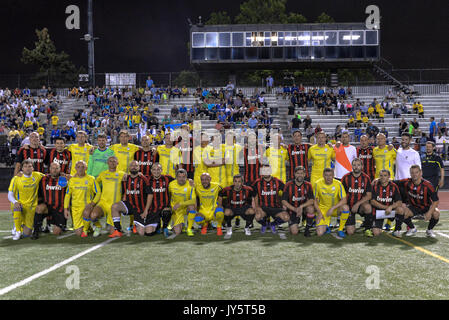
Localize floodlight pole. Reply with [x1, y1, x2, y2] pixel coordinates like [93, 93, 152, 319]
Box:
[87, 0, 95, 88]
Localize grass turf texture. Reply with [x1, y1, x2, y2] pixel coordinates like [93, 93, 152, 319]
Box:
[1, 210, 449, 300]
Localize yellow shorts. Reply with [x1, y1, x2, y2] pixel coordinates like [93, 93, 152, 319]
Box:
[96, 200, 113, 226]
[12, 204, 36, 230]
[171, 209, 187, 227]
[198, 208, 215, 222]
[71, 207, 85, 231]
[316, 207, 338, 227]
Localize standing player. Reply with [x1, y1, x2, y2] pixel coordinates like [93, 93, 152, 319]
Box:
[220, 174, 256, 238]
[14, 132, 47, 175]
[109, 161, 153, 237]
[253, 165, 290, 235]
[110, 130, 140, 173]
[64, 160, 98, 237]
[194, 173, 224, 236]
[243, 131, 262, 186]
[8, 159, 45, 240]
[157, 134, 181, 178]
[263, 133, 289, 184]
[394, 165, 440, 238]
[373, 133, 396, 179]
[313, 168, 350, 238]
[67, 131, 93, 176]
[308, 131, 335, 187]
[421, 141, 445, 191]
[357, 135, 375, 181]
[224, 131, 243, 187]
[168, 168, 197, 238]
[333, 132, 357, 180]
[175, 124, 194, 179]
[370, 169, 403, 237]
[46, 137, 72, 174]
[287, 131, 310, 182]
[193, 133, 210, 187]
[32, 162, 68, 239]
[204, 134, 227, 188]
[134, 135, 159, 178]
[395, 133, 421, 180]
[341, 158, 373, 237]
[87, 133, 115, 178]
[281, 166, 315, 237]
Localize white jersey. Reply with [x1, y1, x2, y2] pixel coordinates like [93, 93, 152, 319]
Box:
[334, 144, 357, 179]
[395, 147, 421, 180]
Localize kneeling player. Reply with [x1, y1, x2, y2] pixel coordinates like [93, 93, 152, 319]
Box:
[281, 166, 315, 237]
[110, 161, 153, 237]
[314, 168, 350, 238]
[370, 170, 403, 237]
[219, 174, 256, 238]
[394, 165, 440, 238]
[195, 173, 224, 236]
[341, 159, 373, 237]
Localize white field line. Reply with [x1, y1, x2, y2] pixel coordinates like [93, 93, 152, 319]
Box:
[0, 237, 118, 296]
[435, 232, 449, 239]
[57, 232, 75, 239]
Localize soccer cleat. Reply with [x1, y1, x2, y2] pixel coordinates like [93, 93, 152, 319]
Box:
[93, 227, 102, 238]
[270, 222, 277, 234]
[133, 225, 137, 234]
[42, 225, 50, 234]
[31, 230, 40, 240]
[12, 231, 22, 241]
[364, 229, 374, 237]
[383, 223, 391, 231]
[248, 222, 254, 229]
[244, 228, 251, 236]
[392, 230, 402, 238]
[260, 225, 267, 234]
[337, 231, 346, 239]
[80, 231, 88, 238]
[426, 230, 436, 238]
[200, 224, 208, 235]
[304, 228, 311, 237]
[279, 233, 287, 240]
[11, 226, 16, 236]
[163, 228, 170, 238]
[224, 227, 232, 240]
[109, 230, 123, 238]
[405, 227, 417, 237]
[325, 226, 331, 234]
[216, 227, 223, 236]
[166, 233, 177, 240]
[187, 228, 195, 237]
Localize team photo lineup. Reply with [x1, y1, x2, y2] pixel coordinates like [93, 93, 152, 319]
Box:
[8, 123, 443, 242]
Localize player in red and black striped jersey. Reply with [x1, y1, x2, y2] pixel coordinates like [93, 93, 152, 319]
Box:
[243, 132, 262, 186]
[219, 174, 256, 237]
[14, 132, 47, 175]
[370, 169, 404, 237]
[287, 131, 310, 181]
[357, 135, 375, 181]
[174, 125, 194, 179]
[394, 165, 440, 238]
[31, 162, 67, 239]
[341, 158, 373, 236]
[45, 137, 72, 174]
[134, 135, 158, 177]
[253, 164, 289, 235]
[110, 161, 153, 237]
[281, 166, 315, 237]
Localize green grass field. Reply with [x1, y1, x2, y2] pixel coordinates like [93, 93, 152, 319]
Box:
[1, 211, 449, 300]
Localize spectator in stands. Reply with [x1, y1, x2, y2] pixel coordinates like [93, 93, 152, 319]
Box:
[248, 115, 258, 129]
[50, 127, 60, 144]
[410, 117, 420, 136]
[354, 124, 363, 142]
[303, 114, 312, 130]
[266, 75, 274, 93]
[338, 87, 346, 99]
[366, 122, 379, 138]
[435, 132, 447, 156]
[398, 118, 408, 135]
[181, 85, 189, 97]
[291, 113, 301, 134]
[171, 86, 181, 99]
[437, 117, 447, 135]
[146, 76, 154, 89]
[419, 132, 429, 155]
[429, 117, 437, 141]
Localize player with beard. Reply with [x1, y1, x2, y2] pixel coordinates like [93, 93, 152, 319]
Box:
[46, 137, 72, 174]
[134, 135, 159, 177]
[243, 131, 262, 186]
[333, 132, 357, 180]
[341, 158, 373, 237]
[395, 133, 421, 180]
[356, 135, 375, 181]
[287, 131, 310, 182]
[281, 166, 315, 237]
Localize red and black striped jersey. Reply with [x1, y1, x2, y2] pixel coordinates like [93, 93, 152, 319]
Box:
[371, 180, 401, 211]
[253, 177, 285, 208]
[341, 172, 372, 208]
[122, 175, 152, 213]
[175, 136, 194, 173]
[38, 175, 66, 212]
[16, 146, 47, 173]
[357, 146, 375, 180]
[287, 144, 310, 179]
[148, 174, 174, 211]
[219, 185, 255, 208]
[281, 180, 314, 209]
[46, 148, 72, 174]
[244, 146, 261, 185]
[394, 178, 438, 209]
[134, 149, 159, 177]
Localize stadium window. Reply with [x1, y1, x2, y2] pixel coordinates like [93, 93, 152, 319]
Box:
[351, 46, 364, 58]
[325, 31, 337, 45]
[231, 47, 244, 60]
[250, 32, 264, 47]
[351, 31, 364, 45]
[205, 48, 218, 60]
[206, 32, 218, 47]
[245, 47, 258, 60]
[311, 32, 325, 46]
[245, 32, 252, 46]
[272, 47, 283, 59]
[338, 46, 351, 58]
[338, 31, 351, 45]
[297, 32, 310, 46]
[232, 32, 244, 47]
[219, 33, 231, 47]
[325, 46, 337, 59]
[258, 47, 270, 59]
[285, 47, 297, 59]
[192, 48, 205, 60]
[271, 32, 278, 46]
[312, 46, 324, 59]
[278, 32, 284, 46]
[297, 46, 310, 59]
[365, 46, 379, 58]
[192, 33, 205, 48]
[365, 30, 378, 45]
[219, 48, 231, 59]
[264, 32, 271, 46]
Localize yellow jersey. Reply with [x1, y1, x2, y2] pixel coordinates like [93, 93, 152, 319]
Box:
[264, 146, 289, 183]
[93, 170, 126, 205]
[373, 146, 397, 179]
[157, 145, 181, 178]
[168, 180, 196, 210]
[67, 143, 94, 175]
[193, 145, 208, 173]
[64, 174, 98, 209]
[314, 178, 346, 211]
[195, 182, 221, 213]
[110, 143, 140, 173]
[225, 144, 243, 180]
[308, 144, 335, 184]
[205, 144, 227, 187]
[8, 172, 45, 207]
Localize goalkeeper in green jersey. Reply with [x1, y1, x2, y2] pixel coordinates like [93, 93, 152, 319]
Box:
[87, 134, 115, 178]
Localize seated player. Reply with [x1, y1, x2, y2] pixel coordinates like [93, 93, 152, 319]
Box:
[341, 158, 373, 237]
[109, 161, 153, 237]
[63, 161, 98, 237]
[219, 174, 256, 238]
[281, 166, 315, 237]
[194, 173, 224, 236]
[370, 169, 403, 237]
[314, 168, 350, 239]
[394, 165, 440, 238]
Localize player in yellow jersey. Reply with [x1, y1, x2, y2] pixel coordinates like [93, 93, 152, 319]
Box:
[63, 160, 98, 237]
[373, 133, 396, 179]
[224, 132, 243, 187]
[195, 173, 224, 236]
[204, 134, 227, 188]
[84, 156, 126, 236]
[157, 134, 181, 178]
[193, 133, 210, 186]
[109, 130, 140, 173]
[67, 131, 93, 176]
[8, 159, 45, 240]
[314, 168, 349, 238]
[308, 132, 336, 187]
[263, 133, 289, 183]
[168, 168, 197, 239]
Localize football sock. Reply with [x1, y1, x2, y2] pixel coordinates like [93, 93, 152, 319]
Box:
[257, 217, 267, 227]
[83, 218, 91, 233]
[394, 215, 404, 231]
[187, 210, 196, 230]
[428, 217, 439, 230]
[112, 217, 122, 231]
[161, 210, 172, 229]
[245, 215, 255, 228]
[363, 214, 373, 230]
[338, 211, 350, 232]
[92, 219, 102, 229]
[13, 209, 22, 233]
[224, 215, 232, 227]
[129, 215, 134, 227]
[387, 218, 394, 225]
[33, 212, 44, 232]
[215, 210, 224, 228]
[404, 217, 415, 229]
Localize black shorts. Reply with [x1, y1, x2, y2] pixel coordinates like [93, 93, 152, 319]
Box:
[287, 208, 306, 226]
[46, 207, 66, 228]
[133, 209, 160, 228]
[346, 207, 367, 226]
[373, 218, 385, 229]
[261, 207, 284, 218]
[227, 206, 252, 219]
[407, 205, 430, 217]
[121, 201, 140, 216]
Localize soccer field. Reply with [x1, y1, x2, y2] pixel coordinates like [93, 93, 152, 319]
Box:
[1, 210, 449, 300]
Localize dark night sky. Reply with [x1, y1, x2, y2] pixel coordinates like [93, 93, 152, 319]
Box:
[1, 0, 448, 74]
